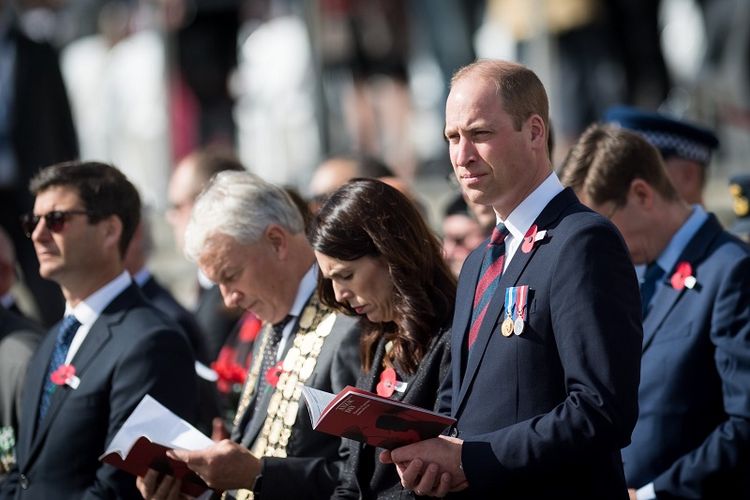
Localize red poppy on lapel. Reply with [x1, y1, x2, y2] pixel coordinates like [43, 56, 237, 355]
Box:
[671, 261, 697, 290]
[521, 224, 548, 254]
[376, 367, 397, 398]
[265, 361, 285, 388]
[50, 364, 79, 389]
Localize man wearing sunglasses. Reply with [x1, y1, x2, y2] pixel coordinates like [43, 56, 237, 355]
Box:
[0, 161, 199, 499]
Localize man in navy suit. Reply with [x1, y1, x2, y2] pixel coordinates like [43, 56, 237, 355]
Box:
[0, 161, 197, 499]
[560, 124, 750, 500]
[382, 60, 643, 499]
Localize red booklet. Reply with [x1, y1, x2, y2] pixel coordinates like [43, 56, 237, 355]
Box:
[99, 395, 214, 497]
[302, 385, 456, 450]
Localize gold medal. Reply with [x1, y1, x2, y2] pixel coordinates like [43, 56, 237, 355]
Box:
[299, 334, 316, 355]
[513, 317, 525, 335]
[298, 306, 315, 329]
[269, 420, 282, 444]
[315, 313, 336, 337]
[267, 391, 282, 415]
[283, 347, 300, 371]
[284, 402, 299, 426]
[283, 374, 298, 399]
[300, 357, 317, 380]
[501, 317, 514, 336]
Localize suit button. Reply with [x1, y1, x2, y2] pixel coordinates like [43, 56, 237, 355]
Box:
[19, 473, 29, 489]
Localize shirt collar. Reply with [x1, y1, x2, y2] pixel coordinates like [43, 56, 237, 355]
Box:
[289, 264, 317, 319]
[499, 171, 564, 240]
[131, 267, 151, 287]
[66, 271, 133, 326]
[655, 204, 708, 273]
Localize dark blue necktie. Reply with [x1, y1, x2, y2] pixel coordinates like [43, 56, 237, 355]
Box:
[38, 315, 81, 424]
[640, 262, 665, 318]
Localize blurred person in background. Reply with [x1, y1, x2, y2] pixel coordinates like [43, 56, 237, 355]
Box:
[728, 173, 750, 243]
[0, 227, 22, 317]
[124, 208, 221, 435]
[312, 178, 455, 498]
[0, 0, 78, 328]
[604, 106, 719, 206]
[166, 147, 245, 361]
[0, 226, 42, 479]
[441, 193, 486, 277]
[308, 154, 394, 213]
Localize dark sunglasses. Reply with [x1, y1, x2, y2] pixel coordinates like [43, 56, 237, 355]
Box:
[20, 210, 91, 238]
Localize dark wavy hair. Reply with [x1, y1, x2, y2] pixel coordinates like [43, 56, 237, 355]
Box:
[310, 178, 456, 374]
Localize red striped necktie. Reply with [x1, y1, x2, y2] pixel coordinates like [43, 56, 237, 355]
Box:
[467, 223, 509, 348]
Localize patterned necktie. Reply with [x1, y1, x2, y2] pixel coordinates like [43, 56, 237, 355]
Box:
[467, 223, 510, 348]
[253, 315, 293, 415]
[640, 262, 665, 318]
[38, 315, 81, 424]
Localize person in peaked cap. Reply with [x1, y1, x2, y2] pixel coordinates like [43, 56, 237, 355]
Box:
[604, 106, 719, 206]
[729, 174, 750, 243]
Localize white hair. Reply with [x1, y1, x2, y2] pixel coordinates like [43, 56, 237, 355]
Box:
[184, 171, 304, 262]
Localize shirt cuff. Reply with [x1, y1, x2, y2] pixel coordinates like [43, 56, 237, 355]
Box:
[636, 482, 656, 500]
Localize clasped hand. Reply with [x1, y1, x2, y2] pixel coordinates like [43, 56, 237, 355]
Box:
[379, 435, 468, 497]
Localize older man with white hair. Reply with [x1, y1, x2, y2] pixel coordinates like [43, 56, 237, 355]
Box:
[138, 171, 360, 500]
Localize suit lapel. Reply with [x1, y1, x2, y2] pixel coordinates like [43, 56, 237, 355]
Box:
[18, 328, 56, 464]
[26, 285, 137, 463]
[454, 189, 577, 416]
[642, 215, 722, 352]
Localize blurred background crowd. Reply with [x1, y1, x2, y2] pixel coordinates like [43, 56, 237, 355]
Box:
[2, 0, 750, 324]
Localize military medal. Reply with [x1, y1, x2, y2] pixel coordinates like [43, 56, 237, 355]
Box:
[513, 285, 529, 335]
[501, 286, 516, 337]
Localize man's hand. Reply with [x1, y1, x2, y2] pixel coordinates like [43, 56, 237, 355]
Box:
[628, 488, 637, 500]
[211, 417, 229, 441]
[380, 436, 467, 497]
[166, 439, 262, 491]
[136, 469, 184, 499]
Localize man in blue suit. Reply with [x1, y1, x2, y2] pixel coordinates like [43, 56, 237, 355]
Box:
[560, 123, 750, 499]
[0, 161, 198, 499]
[382, 60, 643, 499]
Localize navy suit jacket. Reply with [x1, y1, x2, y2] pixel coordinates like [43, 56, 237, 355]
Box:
[622, 214, 750, 499]
[0, 284, 198, 499]
[441, 188, 642, 499]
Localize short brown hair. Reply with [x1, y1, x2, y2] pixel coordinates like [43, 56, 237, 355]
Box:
[559, 124, 679, 206]
[451, 60, 550, 134]
[30, 161, 141, 257]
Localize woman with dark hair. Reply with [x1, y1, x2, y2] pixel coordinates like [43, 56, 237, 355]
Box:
[310, 178, 456, 499]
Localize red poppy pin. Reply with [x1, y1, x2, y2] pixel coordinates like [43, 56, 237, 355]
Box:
[50, 364, 80, 389]
[671, 261, 697, 290]
[211, 347, 247, 393]
[376, 367, 397, 398]
[521, 224, 548, 254]
[264, 361, 285, 388]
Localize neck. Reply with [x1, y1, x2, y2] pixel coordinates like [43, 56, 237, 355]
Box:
[648, 199, 693, 263]
[61, 263, 124, 307]
[494, 164, 551, 220]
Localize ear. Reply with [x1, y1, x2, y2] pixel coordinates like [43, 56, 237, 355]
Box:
[101, 215, 123, 253]
[264, 224, 288, 259]
[628, 178, 655, 210]
[527, 114, 546, 149]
